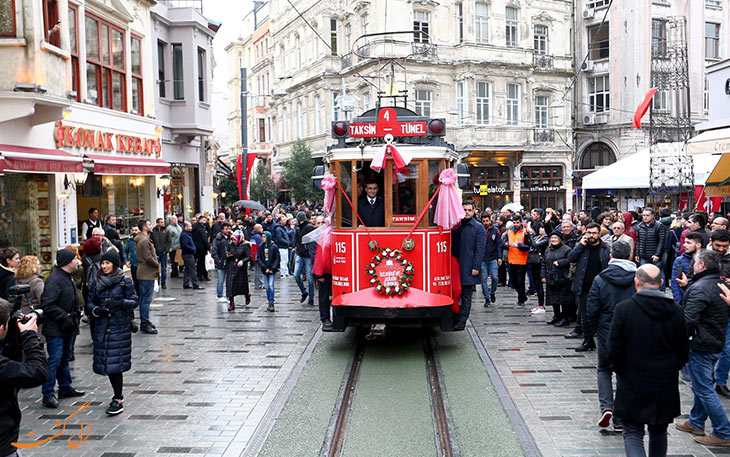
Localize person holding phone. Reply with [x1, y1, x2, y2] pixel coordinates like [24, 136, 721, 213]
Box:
[671, 232, 704, 305]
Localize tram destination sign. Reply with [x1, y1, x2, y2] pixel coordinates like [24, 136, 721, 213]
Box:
[349, 107, 428, 138]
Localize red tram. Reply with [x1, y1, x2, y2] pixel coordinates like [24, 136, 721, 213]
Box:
[313, 106, 470, 335]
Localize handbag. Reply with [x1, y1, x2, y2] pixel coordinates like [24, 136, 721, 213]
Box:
[547, 267, 571, 287]
[527, 250, 541, 265]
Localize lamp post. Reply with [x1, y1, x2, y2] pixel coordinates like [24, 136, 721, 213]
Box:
[240, 67, 248, 201]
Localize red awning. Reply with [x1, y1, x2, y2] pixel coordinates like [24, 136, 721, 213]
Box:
[85, 153, 170, 176]
[0, 144, 83, 174]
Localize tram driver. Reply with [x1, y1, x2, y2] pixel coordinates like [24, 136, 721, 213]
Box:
[358, 179, 385, 227]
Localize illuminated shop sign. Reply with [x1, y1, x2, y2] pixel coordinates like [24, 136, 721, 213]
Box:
[54, 121, 161, 156]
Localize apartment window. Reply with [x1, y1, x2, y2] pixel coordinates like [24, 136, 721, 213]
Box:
[197, 47, 206, 102]
[506, 83, 520, 125]
[414, 89, 432, 117]
[330, 19, 338, 55]
[279, 45, 285, 72]
[652, 19, 667, 57]
[652, 89, 669, 112]
[0, 0, 16, 36]
[476, 81, 490, 125]
[704, 76, 709, 114]
[131, 36, 143, 114]
[476, 2, 489, 43]
[363, 92, 371, 110]
[705, 22, 720, 59]
[534, 25, 548, 55]
[314, 32, 319, 58]
[456, 3, 463, 43]
[265, 72, 269, 95]
[588, 74, 610, 113]
[333, 91, 341, 121]
[414, 10, 430, 43]
[85, 15, 125, 111]
[534, 95, 548, 128]
[505, 7, 518, 47]
[43, 0, 60, 47]
[314, 95, 321, 134]
[258, 118, 266, 143]
[706, 0, 722, 7]
[297, 102, 303, 138]
[172, 43, 184, 100]
[157, 41, 166, 98]
[295, 35, 301, 68]
[588, 24, 609, 60]
[282, 107, 289, 140]
[69, 5, 79, 101]
[344, 24, 351, 53]
[362, 13, 369, 36]
[587, 0, 610, 7]
[455, 81, 464, 125]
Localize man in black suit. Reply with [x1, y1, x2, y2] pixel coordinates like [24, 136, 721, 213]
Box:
[358, 180, 385, 227]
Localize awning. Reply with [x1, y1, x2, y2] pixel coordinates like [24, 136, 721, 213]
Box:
[85, 153, 170, 176]
[703, 154, 730, 196]
[0, 144, 83, 174]
[582, 144, 720, 190]
[688, 127, 730, 155]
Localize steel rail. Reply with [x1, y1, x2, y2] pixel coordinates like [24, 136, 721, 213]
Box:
[423, 334, 457, 457]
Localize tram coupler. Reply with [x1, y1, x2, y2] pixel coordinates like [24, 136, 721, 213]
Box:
[365, 323, 387, 340]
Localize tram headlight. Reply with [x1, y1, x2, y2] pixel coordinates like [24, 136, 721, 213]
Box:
[332, 121, 349, 138]
[428, 119, 445, 136]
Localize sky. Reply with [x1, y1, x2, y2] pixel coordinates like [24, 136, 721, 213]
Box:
[202, 0, 254, 152]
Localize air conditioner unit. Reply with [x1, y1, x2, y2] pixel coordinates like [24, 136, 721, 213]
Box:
[584, 114, 596, 125]
[595, 114, 608, 124]
[584, 8, 595, 19]
[581, 61, 595, 72]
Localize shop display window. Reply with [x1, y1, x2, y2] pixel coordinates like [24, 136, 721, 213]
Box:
[78, 174, 146, 239]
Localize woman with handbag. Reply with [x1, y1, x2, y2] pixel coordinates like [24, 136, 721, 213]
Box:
[541, 231, 573, 326]
[85, 251, 138, 416]
[529, 227, 549, 314]
[225, 231, 252, 311]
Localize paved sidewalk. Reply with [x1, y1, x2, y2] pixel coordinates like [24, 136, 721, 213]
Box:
[16, 273, 320, 457]
[471, 285, 722, 457]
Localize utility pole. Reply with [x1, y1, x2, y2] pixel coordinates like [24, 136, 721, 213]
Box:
[240, 67, 248, 199]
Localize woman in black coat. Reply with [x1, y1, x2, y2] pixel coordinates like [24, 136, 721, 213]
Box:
[541, 232, 573, 326]
[85, 251, 138, 416]
[0, 247, 19, 300]
[225, 231, 251, 311]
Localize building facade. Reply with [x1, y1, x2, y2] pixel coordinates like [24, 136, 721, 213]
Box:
[267, 0, 575, 210]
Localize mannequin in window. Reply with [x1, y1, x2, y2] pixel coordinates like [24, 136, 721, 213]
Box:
[358, 180, 385, 227]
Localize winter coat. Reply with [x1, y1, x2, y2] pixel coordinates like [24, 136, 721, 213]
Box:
[104, 223, 125, 260]
[150, 226, 172, 254]
[180, 230, 196, 256]
[273, 223, 291, 248]
[681, 269, 729, 353]
[622, 211, 638, 248]
[568, 241, 610, 294]
[192, 222, 210, 254]
[541, 243, 573, 306]
[211, 233, 232, 270]
[636, 220, 667, 260]
[226, 242, 251, 298]
[0, 266, 15, 300]
[482, 225, 503, 262]
[257, 241, 280, 273]
[585, 261, 637, 342]
[670, 253, 693, 304]
[452, 217, 487, 286]
[609, 290, 688, 425]
[124, 237, 139, 267]
[38, 268, 79, 337]
[166, 223, 182, 250]
[286, 226, 296, 248]
[15, 274, 44, 313]
[85, 273, 138, 375]
[135, 232, 159, 281]
[295, 221, 316, 258]
[209, 221, 223, 243]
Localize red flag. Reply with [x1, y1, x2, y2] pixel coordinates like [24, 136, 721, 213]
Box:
[694, 185, 722, 212]
[632, 88, 658, 129]
[245, 153, 256, 200]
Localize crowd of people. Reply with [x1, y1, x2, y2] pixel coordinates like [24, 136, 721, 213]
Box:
[452, 203, 730, 456]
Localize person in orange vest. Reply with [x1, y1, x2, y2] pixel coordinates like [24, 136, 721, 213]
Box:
[505, 214, 533, 306]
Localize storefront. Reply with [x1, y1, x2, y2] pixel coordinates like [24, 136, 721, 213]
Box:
[164, 163, 199, 221]
[519, 165, 566, 210]
[469, 165, 512, 210]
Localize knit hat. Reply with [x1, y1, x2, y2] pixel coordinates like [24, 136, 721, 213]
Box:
[101, 250, 121, 269]
[549, 230, 565, 241]
[296, 211, 307, 222]
[83, 237, 102, 256]
[55, 249, 77, 268]
[232, 230, 243, 243]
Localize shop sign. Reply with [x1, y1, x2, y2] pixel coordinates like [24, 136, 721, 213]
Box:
[472, 184, 508, 195]
[527, 185, 562, 192]
[54, 121, 161, 157]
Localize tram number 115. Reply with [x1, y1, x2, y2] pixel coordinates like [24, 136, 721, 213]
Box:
[335, 242, 347, 254]
[436, 241, 447, 253]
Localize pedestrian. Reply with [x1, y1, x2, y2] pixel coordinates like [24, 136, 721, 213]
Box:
[294, 211, 316, 306]
[541, 231, 573, 326]
[274, 215, 291, 277]
[85, 250, 138, 416]
[480, 213, 503, 306]
[313, 226, 333, 331]
[505, 214, 532, 307]
[211, 221, 233, 303]
[103, 215, 124, 259]
[258, 231, 280, 312]
[81, 207, 102, 241]
[38, 248, 85, 408]
[250, 224, 265, 290]
[150, 218, 171, 290]
[225, 231, 251, 311]
[636, 208, 668, 275]
[180, 221, 203, 290]
[609, 264, 688, 457]
[124, 226, 141, 295]
[528, 227, 548, 314]
[452, 200, 486, 330]
[287, 216, 297, 274]
[209, 213, 226, 243]
[135, 219, 159, 335]
[15, 255, 44, 314]
[192, 216, 211, 282]
[0, 247, 19, 300]
[81, 236, 103, 304]
[670, 232, 703, 305]
[586, 241, 637, 431]
[675, 249, 730, 446]
[567, 222, 610, 350]
[167, 215, 182, 278]
[709, 229, 730, 399]
[712, 217, 730, 232]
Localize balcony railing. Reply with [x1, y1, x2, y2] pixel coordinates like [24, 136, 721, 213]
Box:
[412, 42, 437, 59]
[341, 53, 353, 68]
[159, 0, 203, 11]
[533, 129, 555, 143]
[533, 53, 554, 69]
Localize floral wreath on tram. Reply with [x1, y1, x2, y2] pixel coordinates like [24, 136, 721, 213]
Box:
[365, 248, 415, 296]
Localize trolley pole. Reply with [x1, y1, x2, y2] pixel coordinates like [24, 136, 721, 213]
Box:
[240, 67, 248, 199]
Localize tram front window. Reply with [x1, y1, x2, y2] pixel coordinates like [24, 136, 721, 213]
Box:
[393, 164, 418, 216]
[357, 165, 385, 227]
[339, 161, 353, 227]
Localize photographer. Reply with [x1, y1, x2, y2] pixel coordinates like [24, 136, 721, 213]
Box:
[0, 299, 48, 457]
[37, 249, 85, 408]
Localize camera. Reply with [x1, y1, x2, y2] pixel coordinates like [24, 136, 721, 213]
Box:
[11, 309, 43, 325]
[2, 284, 40, 360]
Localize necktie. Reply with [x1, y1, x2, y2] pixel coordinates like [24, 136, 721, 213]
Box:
[370, 199, 375, 207]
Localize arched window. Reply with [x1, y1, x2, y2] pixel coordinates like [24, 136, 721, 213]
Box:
[580, 142, 616, 170]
